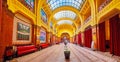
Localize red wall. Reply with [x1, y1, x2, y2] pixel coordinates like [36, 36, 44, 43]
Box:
[110, 14, 120, 56]
[0, 0, 2, 61]
[0, 1, 14, 61]
[0, 0, 1, 35]
[98, 22, 106, 52]
[32, 25, 37, 45]
[46, 32, 49, 44]
[84, 28, 92, 48]
[78, 33, 82, 45]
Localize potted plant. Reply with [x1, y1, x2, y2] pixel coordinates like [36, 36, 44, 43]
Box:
[64, 47, 70, 59]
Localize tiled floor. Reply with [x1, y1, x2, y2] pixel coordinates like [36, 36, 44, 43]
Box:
[8, 43, 118, 62]
[94, 50, 120, 62]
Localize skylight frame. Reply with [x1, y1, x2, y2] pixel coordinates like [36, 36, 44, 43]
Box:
[53, 10, 76, 20]
[47, 0, 85, 11]
[57, 20, 73, 25]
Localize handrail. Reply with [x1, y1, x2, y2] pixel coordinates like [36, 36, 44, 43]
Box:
[84, 16, 91, 24]
[98, 0, 112, 12]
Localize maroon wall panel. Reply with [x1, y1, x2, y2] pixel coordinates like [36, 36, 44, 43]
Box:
[110, 14, 120, 56]
[78, 33, 82, 45]
[84, 28, 92, 48]
[98, 22, 106, 52]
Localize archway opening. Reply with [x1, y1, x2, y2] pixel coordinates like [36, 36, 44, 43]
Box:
[61, 33, 70, 43]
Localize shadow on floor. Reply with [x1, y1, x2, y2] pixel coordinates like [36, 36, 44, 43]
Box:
[65, 59, 70, 62]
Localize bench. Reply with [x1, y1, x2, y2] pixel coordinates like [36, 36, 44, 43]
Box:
[40, 43, 49, 48]
[17, 45, 37, 56]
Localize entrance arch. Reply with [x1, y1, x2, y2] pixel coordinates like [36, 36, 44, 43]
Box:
[61, 33, 70, 43]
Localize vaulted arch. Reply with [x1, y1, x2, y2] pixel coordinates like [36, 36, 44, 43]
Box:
[53, 18, 77, 30]
[48, 6, 84, 26]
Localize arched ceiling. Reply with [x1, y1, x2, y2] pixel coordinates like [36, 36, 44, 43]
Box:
[47, 0, 85, 11]
[57, 20, 73, 25]
[40, 0, 87, 37]
[61, 33, 70, 39]
[51, 10, 79, 32]
[56, 24, 75, 37]
[54, 19, 77, 30]
[56, 24, 75, 31]
[53, 18, 77, 27]
[57, 29, 74, 37]
[53, 10, 76, 20]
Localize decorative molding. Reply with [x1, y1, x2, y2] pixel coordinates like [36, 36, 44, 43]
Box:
[7, 0, 36, 24]
[97, 0, 120, 21]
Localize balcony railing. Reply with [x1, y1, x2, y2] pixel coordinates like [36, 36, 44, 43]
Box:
[98, 0, 112, 12]
[84, 16, 91, 24]
[78, 26, 81, 29]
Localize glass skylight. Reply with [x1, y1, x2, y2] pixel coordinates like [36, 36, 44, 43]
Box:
[54, 10, 76, 20]
[47, 0, 85, 10]
[57, 20, 73, 25]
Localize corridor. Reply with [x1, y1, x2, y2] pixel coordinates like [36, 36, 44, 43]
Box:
[10, 43, 117, 62]
[1, 0, 120, 62]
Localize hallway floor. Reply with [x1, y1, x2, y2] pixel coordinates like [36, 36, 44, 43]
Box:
[9, 43, 118, 62]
